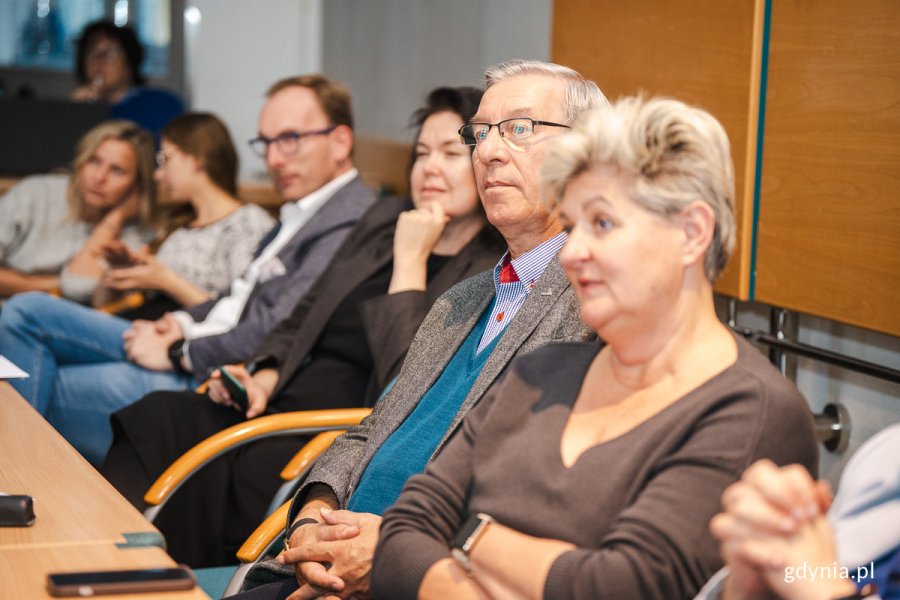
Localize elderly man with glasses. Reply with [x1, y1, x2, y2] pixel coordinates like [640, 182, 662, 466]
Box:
[229, 59, 607, 600]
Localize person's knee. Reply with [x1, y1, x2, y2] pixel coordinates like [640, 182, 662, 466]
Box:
[0, 292, 48, 335]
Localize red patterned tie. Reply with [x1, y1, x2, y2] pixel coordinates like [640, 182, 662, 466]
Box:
[499, 255, 519, 284]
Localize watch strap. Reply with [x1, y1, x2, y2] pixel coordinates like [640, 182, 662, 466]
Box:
[451, 547, 473, 575]
[283, 517, 318, 551]
[451, 513, 494, 576]
[167, 339, 189, 374]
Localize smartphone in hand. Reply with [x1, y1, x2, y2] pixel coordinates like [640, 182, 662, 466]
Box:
[47, 566, 195, 596]
[217, 367, 249, 413]
[102, 244, 136, 269]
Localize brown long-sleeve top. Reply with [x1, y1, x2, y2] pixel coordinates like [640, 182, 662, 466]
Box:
[372, 335, 819, 599]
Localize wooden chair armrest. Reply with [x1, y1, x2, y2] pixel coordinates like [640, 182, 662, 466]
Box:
[143, 408, 370, 507]
[237, 500, 291, 562]
[279, 430, 345, 481]
[97, 291, 145, 314]
[232, 431, 346, 571]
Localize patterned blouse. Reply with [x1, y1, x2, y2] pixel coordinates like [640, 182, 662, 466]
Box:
[155, 203, 274, 298]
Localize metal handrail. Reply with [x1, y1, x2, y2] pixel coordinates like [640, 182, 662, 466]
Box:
[725, 300, 900, 453]
[732, 326, 900, 384]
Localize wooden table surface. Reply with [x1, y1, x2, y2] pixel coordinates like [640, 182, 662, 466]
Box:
[0, 383, 161, 549]
[0, 383, 209, 598]
[0, 543, 208, 599]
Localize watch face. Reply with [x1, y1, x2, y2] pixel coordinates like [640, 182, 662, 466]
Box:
[452, 514, 483, 550]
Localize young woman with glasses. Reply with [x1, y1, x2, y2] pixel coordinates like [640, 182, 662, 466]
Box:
[98, 112, 274, 313]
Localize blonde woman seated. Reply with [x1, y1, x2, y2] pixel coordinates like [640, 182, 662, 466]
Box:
[0, 112, 272, 465]
[371, 97, 819, 599]
[0, 120, 156, 302]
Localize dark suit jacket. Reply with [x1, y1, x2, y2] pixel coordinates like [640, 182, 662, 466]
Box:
[251, 195, 409, 404]
[183, 176, 377, 376]
[106, 197, 405, 568]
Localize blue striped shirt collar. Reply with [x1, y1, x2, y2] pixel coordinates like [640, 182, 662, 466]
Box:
[491, 232, 568, 294]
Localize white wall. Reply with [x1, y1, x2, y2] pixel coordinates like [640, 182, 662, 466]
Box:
[321, 0, 552, 141]
[186, 0, 322, 181]
[791, 316, 899, 487]
[185, 0, 552, 178]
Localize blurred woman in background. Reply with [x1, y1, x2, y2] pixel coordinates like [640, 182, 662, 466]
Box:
[71, 20, 184, 138]
[100, 111, 274, 314]
[71, 20, 144, 104]
[358, 85, 505, 390]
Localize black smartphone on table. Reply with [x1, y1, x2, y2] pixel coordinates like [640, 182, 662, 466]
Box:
[217, 367, 249, 412]
[46, 566, 195, 596]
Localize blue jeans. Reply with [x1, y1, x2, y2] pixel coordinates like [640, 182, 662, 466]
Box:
[0, 292, 195, 465]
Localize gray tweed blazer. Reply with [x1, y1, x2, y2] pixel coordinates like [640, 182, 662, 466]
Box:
[243, 256, 595, 591]
[291, 256, 595, 515]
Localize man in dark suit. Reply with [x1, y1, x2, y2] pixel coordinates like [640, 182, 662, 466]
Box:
[236, 60, 607, 600]
[126, 75, 377, 381]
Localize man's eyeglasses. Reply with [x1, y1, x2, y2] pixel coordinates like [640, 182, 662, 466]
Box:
[458, 118, 570, 146]
[248, 127, 336, 157]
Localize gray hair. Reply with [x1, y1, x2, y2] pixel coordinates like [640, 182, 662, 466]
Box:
[484, 59, 608, 124]
[543, 96, 736, 282]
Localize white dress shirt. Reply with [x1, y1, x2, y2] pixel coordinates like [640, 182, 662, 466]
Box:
[171, 169, 359, 349]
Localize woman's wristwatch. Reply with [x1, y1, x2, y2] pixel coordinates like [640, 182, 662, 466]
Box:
[450, 513, 494, 576]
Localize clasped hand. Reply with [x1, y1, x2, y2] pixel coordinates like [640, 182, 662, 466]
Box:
[710, 459, 856, 600]
[122, 313, 183, 371]
[276, 508, 381, 600]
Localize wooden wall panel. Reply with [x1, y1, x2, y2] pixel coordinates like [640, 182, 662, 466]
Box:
[355, 136, 411, 197]
[552, 0, 761, 298]
[755, 1, 900, 336]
